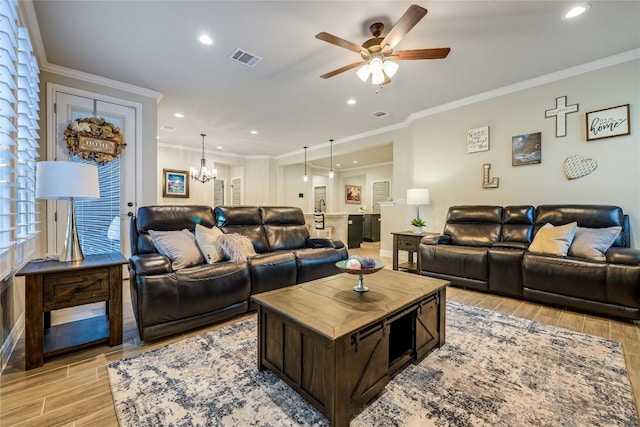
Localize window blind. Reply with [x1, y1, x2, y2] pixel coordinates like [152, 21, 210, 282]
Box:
[0, 0, 39, 279]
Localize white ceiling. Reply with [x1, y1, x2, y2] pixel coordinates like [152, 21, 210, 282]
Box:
[29, 1, 640, 167]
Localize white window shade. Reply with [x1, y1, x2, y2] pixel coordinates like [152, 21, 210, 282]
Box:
[0, 0, 40, 278]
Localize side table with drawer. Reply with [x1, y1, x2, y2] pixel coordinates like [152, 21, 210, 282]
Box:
[392, 231, 437, 274]
[16, 252, 127, 370]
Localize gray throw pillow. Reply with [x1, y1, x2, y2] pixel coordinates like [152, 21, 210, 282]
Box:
[195, 224, 225, 264]
[528, 222, 577, 257]
[568, 226, 622, 261]
[217, 233, 257, 263]
[149, 229, 205, 270]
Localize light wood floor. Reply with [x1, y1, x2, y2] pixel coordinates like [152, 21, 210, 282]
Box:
[2, 242, 640, 426]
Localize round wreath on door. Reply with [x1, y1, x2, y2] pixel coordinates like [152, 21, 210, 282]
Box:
[63, 117, 126, 164]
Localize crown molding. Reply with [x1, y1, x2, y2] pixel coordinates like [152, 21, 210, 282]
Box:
[18, 0, 162, 102]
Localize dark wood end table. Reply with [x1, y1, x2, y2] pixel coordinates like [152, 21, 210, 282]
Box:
[16, 252, 127, 370]
[392, 231, 438, 274]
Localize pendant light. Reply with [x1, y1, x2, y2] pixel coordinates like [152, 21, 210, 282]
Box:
[329, 139, 334, 179]
[303, 146, 308, 182]
[190, 133, 216, 183]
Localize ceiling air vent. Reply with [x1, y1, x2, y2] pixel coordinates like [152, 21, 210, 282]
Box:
[229, 48, 263, 68]
[371, 111, 388, 118]
[160, 125, 176, 132]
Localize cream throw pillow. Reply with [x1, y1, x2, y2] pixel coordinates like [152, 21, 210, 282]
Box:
[217, 233, 257, 263]
[528, 222, 578, 256]
[568, 226, 622, 261]
[149, 229, 205, 270]
[195, 224, 225, 264]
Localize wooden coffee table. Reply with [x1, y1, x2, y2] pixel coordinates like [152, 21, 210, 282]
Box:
[251, 268, 448, 427]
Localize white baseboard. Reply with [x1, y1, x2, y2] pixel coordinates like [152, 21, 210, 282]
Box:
[1, 312, 24, 374]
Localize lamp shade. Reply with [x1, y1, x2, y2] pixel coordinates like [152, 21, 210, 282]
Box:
[406, 188, 430, 206]
[36, 161, 100, 200]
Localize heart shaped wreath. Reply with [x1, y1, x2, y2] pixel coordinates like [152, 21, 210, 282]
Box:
[63, 117, 126, 164]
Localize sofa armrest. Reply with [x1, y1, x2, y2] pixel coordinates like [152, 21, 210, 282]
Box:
[606, 248, 640, 266]
[420, 234, 451, 245]
[307, 238, 347, 249]
[129, 253, 173, 275]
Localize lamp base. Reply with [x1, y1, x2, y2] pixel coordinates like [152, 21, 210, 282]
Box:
[60, 199, 85, 262]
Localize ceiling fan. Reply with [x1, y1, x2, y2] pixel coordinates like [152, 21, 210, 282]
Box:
[315, 4, 450, 85]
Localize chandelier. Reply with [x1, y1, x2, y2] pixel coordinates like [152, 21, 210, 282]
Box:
[190, 133, 216, 183]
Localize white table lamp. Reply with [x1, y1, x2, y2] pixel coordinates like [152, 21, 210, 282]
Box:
[406, 188, 430, 220]
[36, 161, 100, 262]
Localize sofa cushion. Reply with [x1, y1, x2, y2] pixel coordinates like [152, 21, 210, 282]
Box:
[568, 226, 621, 261]
[261, 206, 306, 225]
[535, 205, 625, 247]
[264, 224, 309, 250]
[443, 205, 502, 246]
[528, 222, 577, 257]
[501, 205, 535, 244]
[149, 229, 205, 270]
[195, 224, 225, 264]
[421, 244, 489, 281]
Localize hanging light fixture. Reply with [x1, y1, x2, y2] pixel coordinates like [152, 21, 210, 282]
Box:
[356, 53, 399, 86]
[303, 146, 308, 182]
[329, 139, 334, 179]
[190, 133, 216, 183]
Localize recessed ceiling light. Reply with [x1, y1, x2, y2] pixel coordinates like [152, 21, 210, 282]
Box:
[563, 3, 590, 19]
[198, 34, 214, 45]
[336, 163, 341, 167]
[250, 130, 258, 135]
[347, 98, 357, 105]
[174, 113, 184, 118]
[353, 160, 358, 164]
[217, 146, 223, 150]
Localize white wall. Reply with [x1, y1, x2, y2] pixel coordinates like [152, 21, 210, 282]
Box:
[157, 145, 236, 206]
[375, 59, 640, 253]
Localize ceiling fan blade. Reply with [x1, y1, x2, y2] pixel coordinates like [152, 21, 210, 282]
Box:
[381, 4, 428, 50]
[320, 61, 365, 79]
[315, 32, 368, 55]
[391, 48, 451, 60]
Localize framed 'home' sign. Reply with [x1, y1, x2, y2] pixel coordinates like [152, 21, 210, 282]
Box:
[586, 104, 630, 141]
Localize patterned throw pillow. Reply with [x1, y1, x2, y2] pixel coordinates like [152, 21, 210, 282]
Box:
[195, 224, 225, 263]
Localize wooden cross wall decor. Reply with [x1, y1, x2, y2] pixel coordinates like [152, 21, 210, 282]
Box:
[545, 96, 579, 137]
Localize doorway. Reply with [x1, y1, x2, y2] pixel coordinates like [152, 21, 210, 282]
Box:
[48, 85, 140, 260]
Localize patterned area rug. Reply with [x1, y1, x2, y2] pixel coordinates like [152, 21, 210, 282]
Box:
[108, 302, 638, 426]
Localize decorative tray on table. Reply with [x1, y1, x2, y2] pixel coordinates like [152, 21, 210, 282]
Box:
[335, 257, 385, 293]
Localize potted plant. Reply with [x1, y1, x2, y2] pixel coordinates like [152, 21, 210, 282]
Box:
[411, 218, 426, 234]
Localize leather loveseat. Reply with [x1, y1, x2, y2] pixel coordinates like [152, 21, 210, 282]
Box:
[128, 205, 348, 340]
[420, 205, 640, 319]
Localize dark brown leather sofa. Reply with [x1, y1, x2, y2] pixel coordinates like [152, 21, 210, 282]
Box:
[420, 205, 640, 319]
[128, 205, 348, 340]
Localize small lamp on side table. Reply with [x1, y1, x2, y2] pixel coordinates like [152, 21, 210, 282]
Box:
[406, 188, 430, 233]
[36, 161, 100, 262]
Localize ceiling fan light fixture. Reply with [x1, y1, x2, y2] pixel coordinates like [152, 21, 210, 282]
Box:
[369, 56, 384, 74]
[383, 60, 399, 78]
[371, 70, 385, 85]
[356, 64, 371, 82]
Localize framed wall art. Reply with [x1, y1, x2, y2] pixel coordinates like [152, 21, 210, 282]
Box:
[586, 104, 630, 141]
[467, 126, 490, 153]
[512, 132, 541, 166]
[163, 169, 189, 198]
[345, 184, 362, 204]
